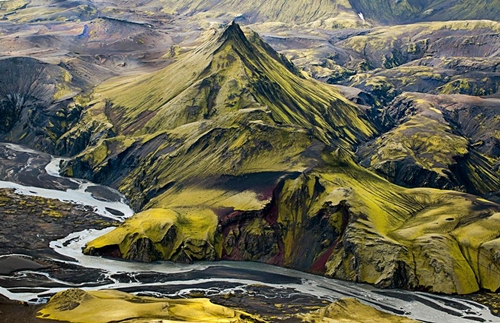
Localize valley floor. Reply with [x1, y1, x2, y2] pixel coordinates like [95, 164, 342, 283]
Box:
[0, 296, 58, 323]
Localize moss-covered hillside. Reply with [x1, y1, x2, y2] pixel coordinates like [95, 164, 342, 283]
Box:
[55, 23, 500, 295]
[358, 92, 500, 199]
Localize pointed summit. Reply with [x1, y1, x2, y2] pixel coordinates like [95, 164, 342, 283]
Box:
[215, 21, 255, 55]
[97, 24, 377, 144]
[215, 21, 299, 76]
[220, 20, 244, 39]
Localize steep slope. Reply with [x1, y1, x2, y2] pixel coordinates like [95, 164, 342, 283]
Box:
[358, 92, 500, 199]
[61, 22, 378, 206]
[0, 57, 87, 153]
[91, 22, 376, 144]
[63, 23, 500, 295]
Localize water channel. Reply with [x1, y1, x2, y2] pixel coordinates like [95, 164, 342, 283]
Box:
[0, 142, 498, 323]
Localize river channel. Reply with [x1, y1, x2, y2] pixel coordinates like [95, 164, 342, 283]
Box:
[0, 142, 498, 323]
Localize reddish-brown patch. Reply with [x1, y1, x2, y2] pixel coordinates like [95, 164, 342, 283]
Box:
[309, 244, 335, 274]
[122, 109, 158, 135]
[263, 201, 279, 225]
[212, 207, 235, 219]
[257, 186, 275, 201]
[268, 237, 284, 266]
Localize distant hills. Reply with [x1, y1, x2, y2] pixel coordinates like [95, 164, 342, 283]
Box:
[157, 0, 500, 24]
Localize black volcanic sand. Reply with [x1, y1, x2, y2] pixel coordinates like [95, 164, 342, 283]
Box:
[0, 188, 118, 322]
[85, 185, 123, 203]
[0, 256, 46, 275]
[119, 267, 330, 322]
[0, 144, 78, 191]
[126, 286, 329, 322]
[0, 188, 118, 259]
[0, 294, 66, 323]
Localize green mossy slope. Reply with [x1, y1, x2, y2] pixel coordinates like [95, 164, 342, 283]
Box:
[63, 22, 377, 210]
[93, 22, 376, 145]
[71, 24, 500, 295]
[37, 288, 263, 323]
[358, 92, 500, 196]
[85, 147, 500, 294]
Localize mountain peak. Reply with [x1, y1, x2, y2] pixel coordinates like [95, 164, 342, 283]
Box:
[214, 21, 299, 77]
[97, 24, 376, 144]
[218, 21, 249, 45]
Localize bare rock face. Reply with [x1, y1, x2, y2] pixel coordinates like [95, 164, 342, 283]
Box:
[126, 237, 163, 262]
[0, 57, 85, 154]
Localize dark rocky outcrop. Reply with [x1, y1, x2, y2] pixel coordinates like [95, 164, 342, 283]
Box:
[358, 92, 499, 198]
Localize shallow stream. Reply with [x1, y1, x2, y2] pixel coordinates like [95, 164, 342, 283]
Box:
[0, 142, 498, 323]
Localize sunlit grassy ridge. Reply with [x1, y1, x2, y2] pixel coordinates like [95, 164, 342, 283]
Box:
[38, 289, 421, 322]
[38, 289, 263, 323]
[86, 208, 218, 262]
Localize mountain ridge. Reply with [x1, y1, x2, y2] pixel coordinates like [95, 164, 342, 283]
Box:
[63, 23, 500, 295]
[89, 22, 377, 145]
[153, 0, 500, 25]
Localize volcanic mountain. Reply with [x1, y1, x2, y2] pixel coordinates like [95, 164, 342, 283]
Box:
[51, 23, 500, 295]
[60, 22, 377, 197]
